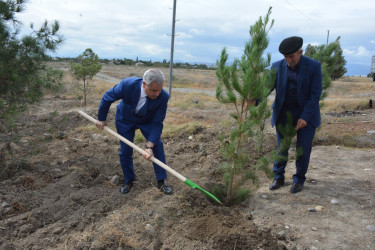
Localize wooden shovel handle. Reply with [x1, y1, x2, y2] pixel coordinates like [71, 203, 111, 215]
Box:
[77, 110, 186, 182]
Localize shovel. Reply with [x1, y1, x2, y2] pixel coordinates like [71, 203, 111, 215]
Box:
[78, 110, 222, 204]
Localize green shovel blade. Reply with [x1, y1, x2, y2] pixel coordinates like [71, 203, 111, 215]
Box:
[184, 179, 222, 204]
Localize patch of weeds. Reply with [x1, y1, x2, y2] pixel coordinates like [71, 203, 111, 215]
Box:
[49, 110, 59, 117]
[134, 130, 146, 143]
[185, 122, 203, 134]
[163, 122, 204, 138]
[0, 158, 31, 181]
[61, 114, 69, 122]
[12, 134, 21, 143]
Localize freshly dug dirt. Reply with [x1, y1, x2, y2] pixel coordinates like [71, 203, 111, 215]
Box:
[1, 77, 375, 249]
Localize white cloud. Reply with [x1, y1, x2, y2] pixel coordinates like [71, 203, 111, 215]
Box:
[12, 0, 375, 75]
[189, 28, 204, 35]
[344, 46, 370, 57]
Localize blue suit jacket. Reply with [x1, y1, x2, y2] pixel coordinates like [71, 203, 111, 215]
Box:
[97, 77, 169, 143]
[270, 55, 322, 128]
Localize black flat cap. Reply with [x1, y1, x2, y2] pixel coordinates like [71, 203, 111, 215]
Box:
[279, 36, 303, 55]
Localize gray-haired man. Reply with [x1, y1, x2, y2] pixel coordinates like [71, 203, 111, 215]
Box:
[96, 69, 173, 195]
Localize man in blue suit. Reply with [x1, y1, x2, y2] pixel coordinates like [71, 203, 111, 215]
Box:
[269, 36, 322, 193]
[95, 69, 173, 195]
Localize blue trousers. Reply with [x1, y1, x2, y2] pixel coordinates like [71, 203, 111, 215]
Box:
[273, 110, 316, 185]
[116, 123, 167, 185]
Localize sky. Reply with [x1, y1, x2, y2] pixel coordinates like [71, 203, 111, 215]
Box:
[14, 0, 375, 76]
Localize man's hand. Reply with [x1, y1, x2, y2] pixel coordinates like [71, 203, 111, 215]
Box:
[296, 119, 307, 130]
[143, 148, 154, 161]
[96, 120, 107, 130]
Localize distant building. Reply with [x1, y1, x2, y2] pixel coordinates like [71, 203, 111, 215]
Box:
[135, 62, 144, 67]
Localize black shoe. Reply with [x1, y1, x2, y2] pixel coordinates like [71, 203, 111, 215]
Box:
[120, 182, 133, 194]
[290, 182, 303, 193]
[269, 179, 285, 190]
[157, 180, 173, 195]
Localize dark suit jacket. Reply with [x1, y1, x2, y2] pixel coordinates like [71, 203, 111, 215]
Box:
[270, 55, 322, 128]
[97, 77, 169, 143]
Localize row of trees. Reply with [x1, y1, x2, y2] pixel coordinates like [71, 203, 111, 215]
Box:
[55, 57, 214, 70]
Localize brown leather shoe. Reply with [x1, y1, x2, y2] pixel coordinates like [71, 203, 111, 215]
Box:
[269, 179, 285, 190]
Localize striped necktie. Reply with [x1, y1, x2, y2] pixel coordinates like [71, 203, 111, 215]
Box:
[137, 97, 148, 116]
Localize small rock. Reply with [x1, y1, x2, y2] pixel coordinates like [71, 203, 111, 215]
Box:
[311, 227, 318, 231]
[315, 205, 324, 211]
[147, 210, 153, 216]
[44, 133, 53, 140]
[367, 130, 375, 134]
[177, 210, 183, 217]
[53, 227, 64, 234]
[51, 168, 64, 179]
[2, 202, 10, 208]
[192, 100, 199, 104]
[308, 207, 316, 212]
[335, 146, 340, 149]
[200, 150, 207, 157]
[188, 135, 193, 140]
[92, 133, 102, 140]
[261, 194, 268, 199]
[2, 207, 11, 215]
[18, 224, 35, 235]
[331, 199, 339, 205]
[110, 175, 120, 185]
[310, 246, 318, 250]
[145, 224, 155, 234]
[365, 225, 375, 232]
[277, 231, 286, 240]
[56, 131, 67, 139]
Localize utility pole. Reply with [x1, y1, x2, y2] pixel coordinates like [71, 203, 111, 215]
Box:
[326, 30, 330, 45]
[168, 0, 177, 97]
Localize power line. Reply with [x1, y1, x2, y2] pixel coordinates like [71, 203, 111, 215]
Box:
[282, 0, 328, 31]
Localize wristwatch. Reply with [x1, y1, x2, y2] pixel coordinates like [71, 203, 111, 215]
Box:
[145, 145, 154, 149]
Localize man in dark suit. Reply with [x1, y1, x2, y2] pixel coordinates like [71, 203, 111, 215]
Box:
[269, 36, 322, 193]
[95, 69, 173, 195]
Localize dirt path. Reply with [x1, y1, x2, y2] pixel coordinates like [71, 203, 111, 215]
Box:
[250, 145, 375, 249]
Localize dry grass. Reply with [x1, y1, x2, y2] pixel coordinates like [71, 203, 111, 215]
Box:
[55, 63, 375, 149]
[321, 77, 375, 112]
[328, 79, 375, 96]
[321, 98, 370, 112]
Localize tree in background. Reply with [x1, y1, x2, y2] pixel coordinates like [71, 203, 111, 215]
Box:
[70, 48, 102, 108]
[215, 7, 274, 205]
[0, 0, 63, 123]
[330, 38, 347, 80]
[304, 37, 346, 102]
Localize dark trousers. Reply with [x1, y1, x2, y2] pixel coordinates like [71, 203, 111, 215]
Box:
[273, 109, 316, 184]
[116, 124, 167, 185]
